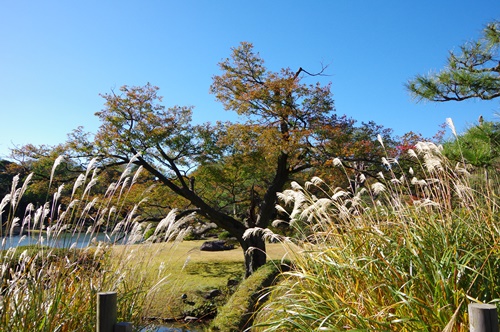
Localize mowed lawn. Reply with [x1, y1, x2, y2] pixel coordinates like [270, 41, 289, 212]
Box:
[110, 240, 294, 319]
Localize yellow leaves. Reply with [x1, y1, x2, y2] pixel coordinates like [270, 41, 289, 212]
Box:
[211, 42, 332, 125]
[219, 122, 308, 167]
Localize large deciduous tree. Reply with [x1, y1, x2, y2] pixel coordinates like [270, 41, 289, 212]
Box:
[407, 21, 500, 102]
[70, 42, 337, 277]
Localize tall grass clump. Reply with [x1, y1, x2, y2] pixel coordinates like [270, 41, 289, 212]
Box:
[0, 156, 192, 331]
[251, 139, 500, 331]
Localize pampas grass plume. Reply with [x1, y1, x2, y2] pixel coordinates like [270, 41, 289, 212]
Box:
[49, 155, 65, 188]
[446, 117, 457, 137]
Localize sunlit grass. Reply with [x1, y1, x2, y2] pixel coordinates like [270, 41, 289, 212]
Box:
[252, 140, 500, 331]
[109, 240, 290, 319]
[0, 151, 295, 331]
[0, 157, 192, 331]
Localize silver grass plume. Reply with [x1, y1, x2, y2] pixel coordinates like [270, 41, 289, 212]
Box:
[71, 174, 86, 199]
[10, 188, 22, 210]
[446, 117, 457, 137]
[83, 171, 99, 198]
[243, 227, 284, 243]
[131, 165, 144, 186]
[82, 197, 98, 215]
[10, 174, 19, 197]
[49, 155, 65, 190]
[371, 182, 387, 195]
[85, 157, 99, 178]
[119, 167, 132, 184]
[19, 173, 33, 199]
[9, 217, 20, 237]
[390, 178, 402, 185]
[423, 152, 443, 173]
[411, 177, 427, 186]
[408, 149, 418, 159]
[0, 194, 10, 217]
[305, 176, 325, 190]
[126, 152, 142, 168]
[453, 181, 473, 204]
[377, 134, 385, 148]
[152, 209, 196, 242]
[105, 182, 118, 198]
[332, 190, 349, 201]
[119, 177, 131, 197]
[413, 198, 440, 208]
[9, 174, 20, 208]
[332, 157, 343, 167]
[53, 184, 64, 204]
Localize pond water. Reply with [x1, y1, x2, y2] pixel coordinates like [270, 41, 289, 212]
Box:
[2, 232, 122, 249]
[141, 325, 203, 332]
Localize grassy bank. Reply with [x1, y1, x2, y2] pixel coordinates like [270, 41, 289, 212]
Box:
[109, 240, 291, 320]
[210, 260, 290, 331]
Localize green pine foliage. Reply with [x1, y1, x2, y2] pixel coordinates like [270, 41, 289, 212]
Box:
[407, 21, 500, 102]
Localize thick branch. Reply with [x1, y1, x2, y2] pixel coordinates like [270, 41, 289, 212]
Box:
[255, 151, 289, 228]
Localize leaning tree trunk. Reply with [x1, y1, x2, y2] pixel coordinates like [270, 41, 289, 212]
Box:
[239, 233, 267, 278]
[136, 150, 276, 278]
[237, 151, 289, 277]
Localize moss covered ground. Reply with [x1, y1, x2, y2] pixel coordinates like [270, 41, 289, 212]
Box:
[110, 240, 291, 321]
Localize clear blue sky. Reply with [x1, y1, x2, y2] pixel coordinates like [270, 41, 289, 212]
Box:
[1, 1, 499, 158]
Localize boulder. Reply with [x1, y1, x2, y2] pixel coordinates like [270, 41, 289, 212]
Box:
[227, 279, 240, 287]
[204, 289, 222, 299]
[200, 240, 234, 251]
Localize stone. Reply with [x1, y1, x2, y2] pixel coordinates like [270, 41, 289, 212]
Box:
[204, 289, 222, 299]
[227, 279, 239, 287]
[200, 240, 234, 251]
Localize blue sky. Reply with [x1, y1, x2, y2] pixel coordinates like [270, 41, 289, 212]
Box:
[1, 1, 499, 158]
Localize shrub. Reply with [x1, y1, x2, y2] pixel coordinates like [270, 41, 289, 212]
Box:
[218, 230, 232, 240]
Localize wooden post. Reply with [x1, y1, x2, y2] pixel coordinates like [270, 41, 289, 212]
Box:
[469, 303, 499, 332]
[97, 292, 117, 332]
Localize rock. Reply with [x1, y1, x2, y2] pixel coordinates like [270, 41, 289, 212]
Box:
[200, 240, 234, 251]
[227, 279, 239, 287]
[204, 289, 222, 299]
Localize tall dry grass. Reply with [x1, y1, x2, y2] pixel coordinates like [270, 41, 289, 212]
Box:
[250, 138, 500, 331]
[0, 156, 192, 331]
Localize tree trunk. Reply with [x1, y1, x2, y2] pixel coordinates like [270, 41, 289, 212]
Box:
[240, 233, 267, 278]
[139, 156, 269, 278]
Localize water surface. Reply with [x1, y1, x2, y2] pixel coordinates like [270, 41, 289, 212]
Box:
[2, 232, 122, 249]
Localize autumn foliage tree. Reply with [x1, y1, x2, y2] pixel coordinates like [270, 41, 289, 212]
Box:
[66, 42, 342, 276]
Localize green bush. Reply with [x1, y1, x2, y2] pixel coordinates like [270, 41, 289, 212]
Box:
[143, 227, 155, 240]
[218, 230, 232, 240]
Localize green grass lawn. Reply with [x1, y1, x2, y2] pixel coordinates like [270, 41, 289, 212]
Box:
[110, 240, 291, 320]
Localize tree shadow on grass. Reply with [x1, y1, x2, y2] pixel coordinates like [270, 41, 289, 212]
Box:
[185, 261, 243, 280]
